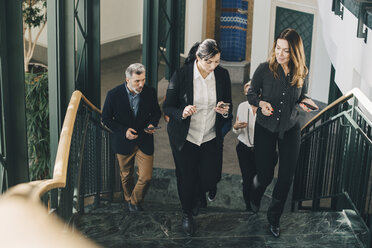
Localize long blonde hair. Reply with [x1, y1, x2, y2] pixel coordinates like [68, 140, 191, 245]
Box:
[268, 28, 308, 88]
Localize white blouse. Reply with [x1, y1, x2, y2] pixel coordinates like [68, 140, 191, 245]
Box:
[233, 101, 256, 147]
[186, 61, 217, 146]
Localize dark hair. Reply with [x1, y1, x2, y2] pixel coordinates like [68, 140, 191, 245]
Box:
[184, 39, 221, 64]
[268, 28, 308, 87]
[184, 42, 200, 64]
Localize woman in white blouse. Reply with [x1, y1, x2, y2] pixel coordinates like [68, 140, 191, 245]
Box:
[233, 82, 257, 211]
[163, 39, 232, 236]
[233, 82, 277, 212]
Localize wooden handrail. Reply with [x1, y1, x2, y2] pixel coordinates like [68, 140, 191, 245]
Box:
[2, 90, 100, 201]
[0, 190, 100, 247]
[0, 90, 102, 247]
[301, 88, 371, 131]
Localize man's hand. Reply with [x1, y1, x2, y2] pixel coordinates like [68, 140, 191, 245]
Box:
[126, 128, 138, 140]
[144, 124, 156, 134]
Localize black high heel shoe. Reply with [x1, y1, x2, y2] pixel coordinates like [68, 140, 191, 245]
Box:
[269, 224, 280, 238]
[182, 214, 195, 236]
[267, 197, 283, 238]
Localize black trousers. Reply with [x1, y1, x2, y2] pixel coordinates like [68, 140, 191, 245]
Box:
[236, 141, 256, 207]
[254, 122, 301, 217]
[171, 139, 221, 213]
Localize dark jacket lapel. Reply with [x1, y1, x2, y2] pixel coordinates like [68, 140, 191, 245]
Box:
[136, 85, 147, 119]
[121, 83, 135, 120]
[185, 62, 194, 105]
[215, 66, 223, 103]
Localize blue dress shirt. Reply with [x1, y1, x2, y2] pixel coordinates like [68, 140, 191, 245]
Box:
[125, 83, 141, 117]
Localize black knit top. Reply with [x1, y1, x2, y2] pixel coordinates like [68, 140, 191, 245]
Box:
[247, 62, 308, 134]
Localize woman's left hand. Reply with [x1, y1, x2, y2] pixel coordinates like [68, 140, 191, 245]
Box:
[215, 101, 230, 116]
[299, 98, 319, 112]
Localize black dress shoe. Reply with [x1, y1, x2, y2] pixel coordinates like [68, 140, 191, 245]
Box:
[135, 204, 144, 212]
[207, 186, 217, 202]
[267, 197, 282, 237]
[249, 190, 260, 213]
[182, 214, 195, 236]
[128, 202, 144, 212]
[250, 200, 260, 213]
[269, 225, 280, 238]
[127, 202, 136, 212]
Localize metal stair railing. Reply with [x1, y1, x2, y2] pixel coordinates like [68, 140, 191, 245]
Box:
[2, 88, 372, 246]
[293, 88, 372, 247]
[1, 90, 118, 223]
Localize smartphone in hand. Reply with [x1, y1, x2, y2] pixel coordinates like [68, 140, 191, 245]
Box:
[302, 102, 319, 111]
[218, 103, 230, 108]
[144, 126, 161, 131]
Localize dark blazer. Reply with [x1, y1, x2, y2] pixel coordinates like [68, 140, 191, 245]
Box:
[163, 62, 232, 151]
[102, 83, 161, 155]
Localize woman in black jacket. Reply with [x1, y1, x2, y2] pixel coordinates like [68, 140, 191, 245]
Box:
[247, 28, 318, 237]
[163, 39, 232, 236]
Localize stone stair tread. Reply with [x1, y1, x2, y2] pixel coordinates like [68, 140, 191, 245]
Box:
[76, 209, 364, 248]
[76, 167, 366, 247]
[84, 201, 248, 214]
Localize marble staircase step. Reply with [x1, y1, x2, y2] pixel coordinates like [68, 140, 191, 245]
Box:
[75, 167, 367, 247]
[76, 206, 365, 248]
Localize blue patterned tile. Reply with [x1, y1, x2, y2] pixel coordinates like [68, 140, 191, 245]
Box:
[220, 0, 248, 61]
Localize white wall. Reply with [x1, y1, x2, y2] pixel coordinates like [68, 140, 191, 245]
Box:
[250, 0, 331, 102]
[317, 0, 372, 100]
[250, 0, 272, 77]
[100, 0, 143, 44]
[310, 19, 331, 102]
[31, 0, 143, 46]
[29, 26, 48, 47]
[33, 0, 206, 59]
[183, 0, 205, 56]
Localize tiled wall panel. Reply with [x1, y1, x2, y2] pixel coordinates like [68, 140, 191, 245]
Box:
[220, 0, 248, 61]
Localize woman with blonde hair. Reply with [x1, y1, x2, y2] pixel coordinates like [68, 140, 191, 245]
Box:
[247, 28, 318, 237]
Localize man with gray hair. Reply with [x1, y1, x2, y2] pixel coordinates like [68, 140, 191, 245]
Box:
[102, 63, 161, 212]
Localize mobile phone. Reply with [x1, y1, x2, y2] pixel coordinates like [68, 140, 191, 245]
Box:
[302, 102, 318, 111]
[219, 103, 230, 108]
[144, 126, 161, 131]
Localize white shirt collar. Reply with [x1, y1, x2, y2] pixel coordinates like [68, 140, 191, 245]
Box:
[193, 60, 215, 81]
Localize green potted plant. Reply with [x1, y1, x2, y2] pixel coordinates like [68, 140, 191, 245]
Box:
[23, 0, 50, 180]
[25, 71, 50, 180]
